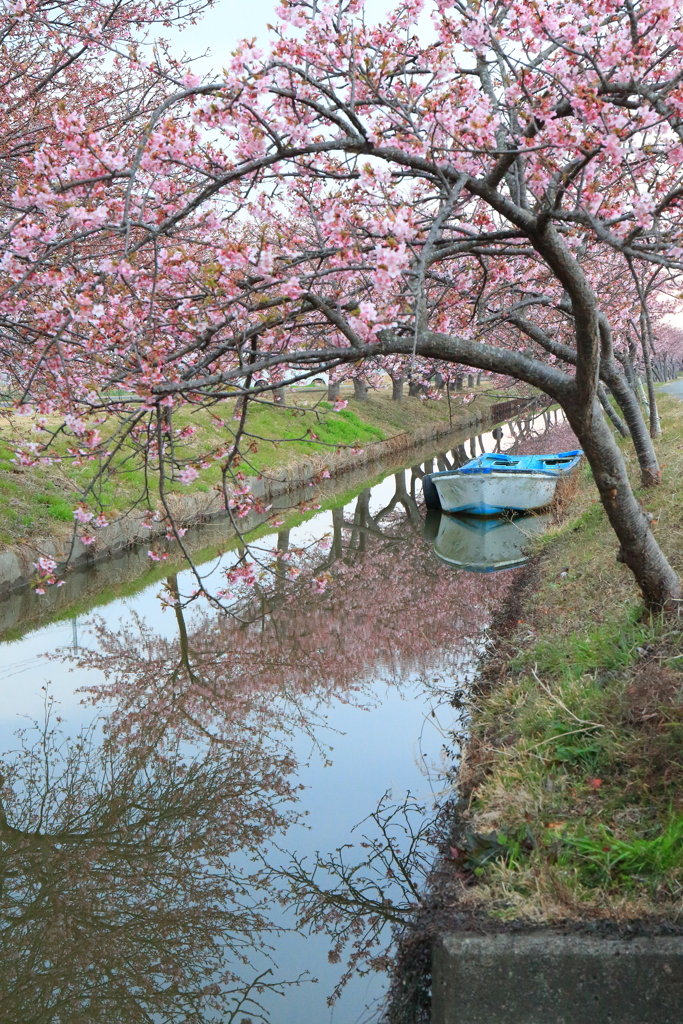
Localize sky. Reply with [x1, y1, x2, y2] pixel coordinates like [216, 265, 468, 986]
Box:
[164, 0, 285, 70]
[163, 0, 415, 75]
[160, 0, 683, 331]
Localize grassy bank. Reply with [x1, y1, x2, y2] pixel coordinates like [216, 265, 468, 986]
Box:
[0, 389, 501, 548]
[0, 460, 400, 643]
[452, 393, 683, 925]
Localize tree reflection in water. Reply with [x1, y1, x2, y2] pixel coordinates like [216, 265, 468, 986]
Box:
[0, 696, 300, 1023]
[2, 467, 520, 1020]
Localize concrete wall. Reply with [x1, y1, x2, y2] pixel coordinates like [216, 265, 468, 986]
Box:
[432, 933, 683, 1024]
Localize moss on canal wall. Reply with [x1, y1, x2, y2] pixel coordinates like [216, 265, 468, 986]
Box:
[445, 393, 683, 926]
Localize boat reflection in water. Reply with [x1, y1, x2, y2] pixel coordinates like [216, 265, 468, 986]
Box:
[424, 510, 552, 573]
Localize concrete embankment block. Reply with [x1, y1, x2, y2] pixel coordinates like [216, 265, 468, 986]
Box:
[432, 933, 683, 1024]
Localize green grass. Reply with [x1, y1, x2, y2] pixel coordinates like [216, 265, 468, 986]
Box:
[0, 388, 489, 547]
[455, 394, 683, 922]
[0, 383, 509, 549]
[517, 615, 656, 680]
[35, 492, 74, 522]
[234, 402, 386, 473]
[559, 815, 683, 889]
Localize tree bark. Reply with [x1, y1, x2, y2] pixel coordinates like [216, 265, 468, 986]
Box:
[332, 506, 344, 559]
[639, 315, 662, 439]
[352, 378, 368, 401]
[163, 405, 175, 478]
[274, 387, 286, 406]
[602, 366, 661, 485]
[507, 314, 660, 487]
[598, 384, 629, 438]
[391, 375, 404, 402]
[351, 487, 370, 553]
[409, 465, 422, 499]
[450, 443, 470, 467]
[635, 374, 650, 415]
[276, 528, 291, 583]
[564, 395, 680, 609]
[328, 380, 340, 402]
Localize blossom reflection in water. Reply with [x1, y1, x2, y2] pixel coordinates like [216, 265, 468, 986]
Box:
[0, 415, 567, 1021]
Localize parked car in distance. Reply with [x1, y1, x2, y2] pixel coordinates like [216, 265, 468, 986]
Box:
[242, 368, 330, 389]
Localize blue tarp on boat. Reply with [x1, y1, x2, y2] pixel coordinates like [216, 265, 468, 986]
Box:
[456, 450, 582, 477]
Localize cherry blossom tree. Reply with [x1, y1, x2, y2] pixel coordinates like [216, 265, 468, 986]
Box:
[0, 695, 300, 1023]
[654, 322, 683, 380]
[4, 0, 683, 606]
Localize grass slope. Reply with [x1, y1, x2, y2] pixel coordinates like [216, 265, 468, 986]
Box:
[454, 393, 683, 923]
[0, 390, 491, 548]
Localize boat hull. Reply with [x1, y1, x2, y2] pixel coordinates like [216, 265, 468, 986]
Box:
[429, 512, 552, 572]
[431, 470, 559, 515]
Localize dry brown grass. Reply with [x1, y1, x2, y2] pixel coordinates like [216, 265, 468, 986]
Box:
[447, 393, 683, 924]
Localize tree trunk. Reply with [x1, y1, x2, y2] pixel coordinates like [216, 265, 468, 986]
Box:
[332, 506, 344, 560]
[274, 387, 286, 406]
[391, 375, 404, 402]
[408, 381, 422, 397]
[328, 380, 340, 402]
[351, 487, 371, 553]
[635, 374, 650, 416]
[639, 318, 662, 440]
[163, 405, 175, 479]
[410, 465, 423, 499]
[565, 396, 679, 609]
[450, 444, 469, 467]
[276, 528, 291, 583]
[601, 364, 661, 486]
[598, 383, 629, 438]
[352, 378, 368, 401]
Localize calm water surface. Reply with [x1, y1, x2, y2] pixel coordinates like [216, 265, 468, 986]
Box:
[0, 410, 561, 1023]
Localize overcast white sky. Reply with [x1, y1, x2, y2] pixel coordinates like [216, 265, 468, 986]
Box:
[163, 0, 414, 75]
[165, 0, 283, 70]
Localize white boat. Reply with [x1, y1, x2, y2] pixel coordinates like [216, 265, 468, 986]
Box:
[425, 511, 552, 572]
[423, 450, 582, 516]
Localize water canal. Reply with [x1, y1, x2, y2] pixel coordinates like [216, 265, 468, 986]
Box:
[0, 408, 565, 1024]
